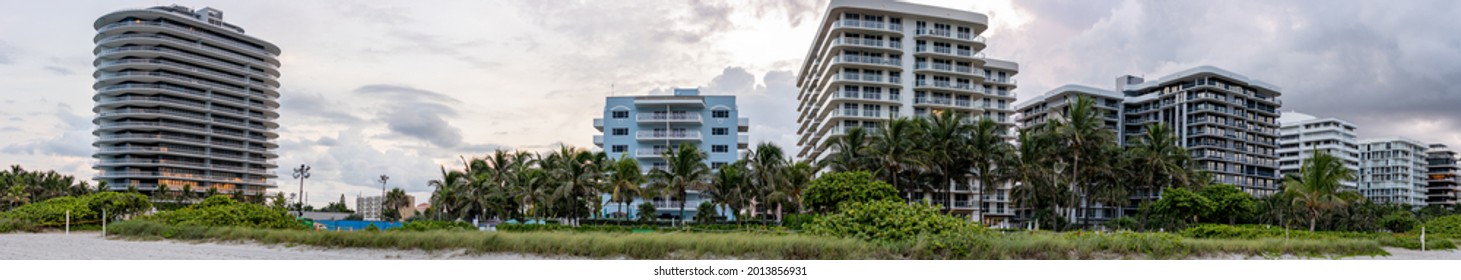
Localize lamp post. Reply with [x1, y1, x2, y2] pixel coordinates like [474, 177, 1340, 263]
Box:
[378, 174, 389, 221]
[292, 164, 311, 217]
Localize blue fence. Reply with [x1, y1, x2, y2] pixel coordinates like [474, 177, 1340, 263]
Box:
[312, 220, 402, 231]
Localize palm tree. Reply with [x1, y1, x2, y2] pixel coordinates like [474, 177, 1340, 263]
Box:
[922, 111, 973, 211]
[868, 117, 927, 202]
[968, 117, 1013, 224]
[1127, 123, 1194, 228]
[1048, 96, 1115, 228]
[824, 126, 874, 172]
[384, 187, 411, 222]
[1285, 149, 1360, 231]
[606, 155, 645, 220]
[428, 166, 469, 219]
[648, 143, 710, 226]
[709, 160, 748, 221]
[747, 143, 789, 221]
[1010, 127, 1068, 230]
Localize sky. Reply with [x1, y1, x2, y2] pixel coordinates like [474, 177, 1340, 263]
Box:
[1, 0, 1458, 209]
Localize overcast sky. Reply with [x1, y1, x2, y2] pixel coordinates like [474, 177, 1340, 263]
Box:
[1, 0, 1458, 208]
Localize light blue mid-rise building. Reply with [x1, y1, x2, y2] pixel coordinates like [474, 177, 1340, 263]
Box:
[593, 88, 748, 220]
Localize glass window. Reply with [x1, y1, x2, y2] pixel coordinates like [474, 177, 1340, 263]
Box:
[712, 145, 729, 153]
[712, 110, 730, 118]
[611, 128, 628, 136]
[712, 128, 729, 135]
[611, 145, 627, 153]
[611, 111, 629, 119]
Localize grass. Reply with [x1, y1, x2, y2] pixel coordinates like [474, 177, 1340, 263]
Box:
[104, 220, 1391, 259]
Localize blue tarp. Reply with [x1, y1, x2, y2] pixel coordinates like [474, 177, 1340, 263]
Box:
[313, 220, 402, 231]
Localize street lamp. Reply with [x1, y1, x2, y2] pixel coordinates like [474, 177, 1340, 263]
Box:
[292, 164, 311, 216]
[378, 174, 389, 221]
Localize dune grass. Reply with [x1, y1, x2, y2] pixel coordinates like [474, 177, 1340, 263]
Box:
[103, 220, 1393, 259]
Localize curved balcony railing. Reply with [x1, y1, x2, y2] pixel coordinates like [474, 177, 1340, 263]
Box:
[98, 71, 274, 100]
[95, 159, 268, 174]
[96, 147, 275, 165]
[830, 37, 902, 51]
[100, 58, 274, 89]
[832, 55, 901, 67]
[96, 84, 274, 112]
[98, 21, 276, 58]
[95, 170, 271, 184]
[97, 35, 277, 71]
[98, 121, 269, 141]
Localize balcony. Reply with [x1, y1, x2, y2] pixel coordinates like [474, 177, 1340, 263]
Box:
[97, 21, 277, 59]
[637, 113, 702, 123]
[633, 96, 703, 107]
[912, 97, 973, 109]
[593, 118, 604, 131]
[829, 37, 902, 52]
[913, 80, 978, 93]
[738, 134, 750, 149]
[738, 117, 750, 132]
[636, 149, 669, 158]
[593, 135, 603, 147]
[831, 54, 902, 69]
[833, 19, 903, 33]
[636, 131, 701, 141]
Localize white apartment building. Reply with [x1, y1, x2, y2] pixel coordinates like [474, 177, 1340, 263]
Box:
[1277, 111, 1360, 189]
[357, 195, 417, 222]
[793, 0, 1020, 226]
[1359, 138, 1428, 207]
[91, 5, 282, 197]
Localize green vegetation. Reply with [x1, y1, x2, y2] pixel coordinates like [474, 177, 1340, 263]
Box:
[394, 220, 476, 231]
[139, 196, 305, 230]
[105, 220, 1386, 259]
[1179, 224, 1454, 250]
[806, 200, 985, 243]
[0, 191, 150, 232]
[1, 165, 103, 212]
[800, 171, 898, 214]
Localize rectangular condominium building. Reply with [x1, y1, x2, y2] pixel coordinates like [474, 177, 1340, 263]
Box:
[91, 5, 282, 197]
[1358, 138, 1428, 207]
[1277, 111, 1360, 189]
[1016, 66, 1284, 199]
[1427, 144, 1460, 206]
[592, 88, 746, 220]
[793, 0, 1021, 226]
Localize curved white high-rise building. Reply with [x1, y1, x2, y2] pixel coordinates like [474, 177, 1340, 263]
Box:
[793, 0, 1021, 225]
[91, 5, 281, 196]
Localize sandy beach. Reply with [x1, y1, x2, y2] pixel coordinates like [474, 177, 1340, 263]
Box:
[0, 232, 566, 260]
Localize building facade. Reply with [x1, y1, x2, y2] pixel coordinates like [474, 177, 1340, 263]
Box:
[91, 5, 282, 197]
[357, 195, 416, 222]
[1426, 144, 1459, 206]
[1358, 138, 1428, 207]
[1277, 111, 1360, 189]
[592, 88, 747, 220]
[792, 0, 1021, 226]
[1016, 66, 1285, 197]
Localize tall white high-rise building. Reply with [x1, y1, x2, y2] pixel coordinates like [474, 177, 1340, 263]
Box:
[1277, 111, 1359, 189]
[1358, 138, 1428, 207]
[793, 0, 1020, 226]
[91, 5, 281, 197]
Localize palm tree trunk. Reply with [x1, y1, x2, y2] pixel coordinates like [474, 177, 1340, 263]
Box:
[775, 202, 783, 223]
[975, 179, 985, 225]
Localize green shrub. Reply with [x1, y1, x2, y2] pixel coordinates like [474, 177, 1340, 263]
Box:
[1105, 216, 1138, 231]
[140, 195, 305, 230]
[364, 223, 380, 232]
[1418, 215, 1461, 237]
[0, 218, 35, 233]
[782, 213, 817, 230]
[801, 171, 899, 214]
[693, 201, 718, 223]
[0, 192, 151, 228]
[805, 200, 985, 243]
[1379, 211, 1420, 233]
[1179, 224, 1323, 239]
[636, 202, 656, 222]
[394, 220, 476, 231]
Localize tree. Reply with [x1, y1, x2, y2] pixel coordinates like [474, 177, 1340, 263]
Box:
[322, 194, 353, 213]
[383, 188, 411, 222]
[968, 117, 1013, 224]
[868, 118, 927, 202]
[921, 111, 973, 212]
[636, 202, 657, 222]
[155, 184, 172, 202]
[1284, 149, 1361, 231]
[1010, 126, 1069, 230]
[1201, 184, 1256, 225]
[694, 201, 719, 223]
[708, 161, 748, 221]
[747, 143, 791, 222]
[647, 143, 710, 226]
[801, 171, 899, 214]
[1150, 187, 1214, 226]
[824, 126, 875, 172]
[1127, 123, 1195, 229]
[1048, 96, 1116, 228]
[270, 192, 288, 209]
[606, 155, 645, 220]
[179, 184, 193, 204]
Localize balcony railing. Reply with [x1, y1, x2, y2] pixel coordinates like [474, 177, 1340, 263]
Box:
[835, 19, 901, 32]
[636, 113, 702, 122]
[636, 131, 701, 140]
[98, 21, 276, 58]
[834, 55, 901, 67]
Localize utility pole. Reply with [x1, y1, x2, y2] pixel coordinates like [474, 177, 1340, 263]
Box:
[378, 174, 390, 222]
[292, 164, 311, 217]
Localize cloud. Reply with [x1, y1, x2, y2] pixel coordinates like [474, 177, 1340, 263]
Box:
[2, 103, 93, 157]
[352, 84, 464, 148]
[1003, 0, 1461, 147]
[42, 66, 72, 75]
[0, 41, 14, 64]
[698, 67, 801, 154]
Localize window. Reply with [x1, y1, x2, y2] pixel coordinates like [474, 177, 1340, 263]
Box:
[712, 145, 729, 153]
[712, 127, 729, 135]
[611, 145, 627, 153]
[611, 111, 629, 119]
[712, 162, 726, 169]
[712, 110, 730, 118]
[611, 128, 628, 136]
